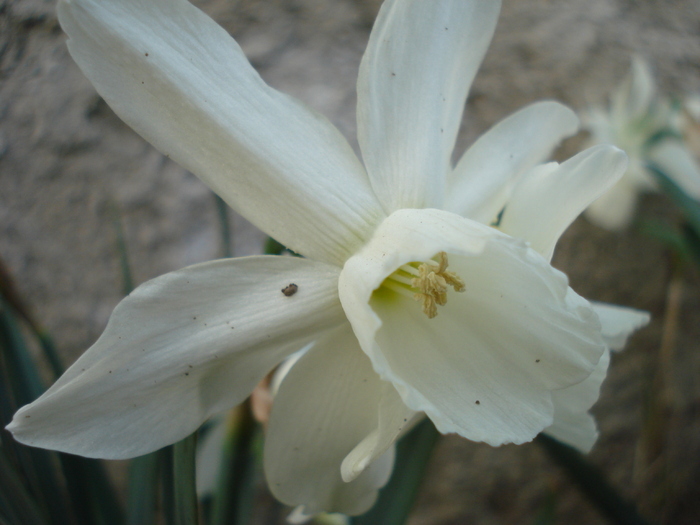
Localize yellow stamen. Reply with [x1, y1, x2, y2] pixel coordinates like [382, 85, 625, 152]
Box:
[384, 252, 465, 319]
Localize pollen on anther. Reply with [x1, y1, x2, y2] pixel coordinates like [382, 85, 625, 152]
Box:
[410, 252, 465, 318]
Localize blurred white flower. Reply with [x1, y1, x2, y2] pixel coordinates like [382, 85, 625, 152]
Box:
[582, 57, 700, 230]
[679, 94, 700, 158]
[8, 0, 648, 517]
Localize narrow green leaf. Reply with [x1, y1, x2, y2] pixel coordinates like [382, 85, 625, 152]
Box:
[263, 237, 286, 256]
[160, 448, 176, 525]
[638, 220, 687, 255]
[34, 332, 64, 380]
[350, 418, 440, 525]
[263, 237, 301, 257]
[535, 434, 651, 525]
[127, 453, 161, 525]
[0, 300, 45, 403]
[211, 406, 259, 525]
[643, 128, 682, 150]
[214, 195, 233, 258]
[681, 223, 700, 268]
[173, 434, 199, 525]
[0, 451, 48, 525]
[0, 301, 74, 525]
[0, 258, 61, 378]
[1, 298, 123, 525]
[108, 201, 135, 296]
[648, 164, 700, 235]
[58, 454, 124, 525]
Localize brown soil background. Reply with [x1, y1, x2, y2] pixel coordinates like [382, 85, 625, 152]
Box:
[2, 0, 700, 523]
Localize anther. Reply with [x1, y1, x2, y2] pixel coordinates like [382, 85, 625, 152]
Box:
[410, 252, 465, 318]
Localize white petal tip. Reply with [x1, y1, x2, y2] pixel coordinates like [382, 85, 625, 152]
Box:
[341, 434, 378, 483]
[592, 302, 651, 352]
[340, 454, 370, 483]
[594, 144, 629, 173]
[5, 411, 26, 435]
[287, 506, 314, 524]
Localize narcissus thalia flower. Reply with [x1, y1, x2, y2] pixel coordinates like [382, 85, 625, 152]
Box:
[582, 57, 700, 230]
[8, 0, 649, 517]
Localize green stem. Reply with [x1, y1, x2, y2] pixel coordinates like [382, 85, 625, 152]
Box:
[535, 434, 652, 525]
[350, 418, 440, 525]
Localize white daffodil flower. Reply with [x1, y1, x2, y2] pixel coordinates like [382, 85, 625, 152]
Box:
[680, 94, 700, 158]
[582, 56, 700, 230]
[8, 0, 649, 517]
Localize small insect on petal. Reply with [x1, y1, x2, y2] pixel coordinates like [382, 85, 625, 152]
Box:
[282, 283, 298, 297]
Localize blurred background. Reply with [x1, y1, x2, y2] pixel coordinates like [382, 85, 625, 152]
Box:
[1, 0, 700, 523]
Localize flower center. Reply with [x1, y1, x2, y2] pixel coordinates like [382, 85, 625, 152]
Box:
[381, 252, 465, 319]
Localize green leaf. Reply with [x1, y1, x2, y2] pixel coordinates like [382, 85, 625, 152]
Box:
[1, 296, 123, 525]
[535, 434, 651, 525]
[58, 455, 124, 525]
[350, 418, 440, 525]
[0, 301, 74, 525]
[0, 257, 63, 380]
[108, 201, 135, 296]
[126, 453, 161, 525]
[681, 223, 700, 268]
[648, 164, 700, 235]
[0, 451, 48, 525]
[639, 220, 687, 253]
[211, 406, 259, 525]
[642, 128, 683, 150]
[173, 434, 199, 525]
[0, 300, 45, 403]
[263, 237, 300, 257]
[160, 448, 176, 525]
[214, 195, 233, 258]
[264, 238, 287, 256]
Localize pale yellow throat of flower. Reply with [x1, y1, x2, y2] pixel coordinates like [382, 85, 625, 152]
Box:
[382, 252, 466, 319]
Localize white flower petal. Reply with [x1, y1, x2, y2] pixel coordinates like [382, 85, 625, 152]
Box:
[7, 257, 344, 459]
[685, 95, 700, 121]
[57, 0, 383, 265]
[648, 139, 700, 199]
[341, 388, 418, 484]
[591, 302, 650, 352]
[582, 107, 617, 145]
[584, 177, 640, 231]
[339, 208, 605, 446]
[446, 101, 579, 222]
[612, 56, 655, 123]
[546, 411, 599, 453]
[264, 325, 397, 516]
[545, 350, 611, 452]
[500, 145, 628, 260]
[356, 0, 501, 211]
